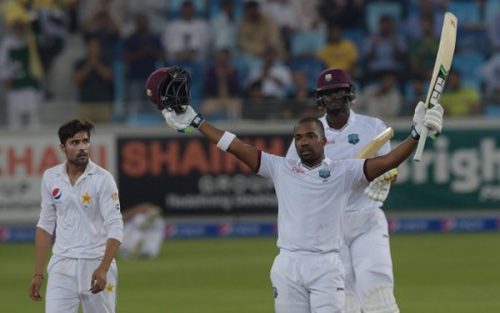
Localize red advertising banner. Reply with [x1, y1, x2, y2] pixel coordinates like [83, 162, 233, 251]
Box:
[118, 134, 292, 215]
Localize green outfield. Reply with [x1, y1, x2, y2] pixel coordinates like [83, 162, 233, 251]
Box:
[1, 233, 499, 313]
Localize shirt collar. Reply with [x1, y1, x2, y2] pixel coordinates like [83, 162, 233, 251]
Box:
[296, 156, 332, 170]
[57, 159, 97, 176]
[321, 110, 357, 132]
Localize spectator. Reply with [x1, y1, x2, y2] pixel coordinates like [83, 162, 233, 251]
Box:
[261, 0, 298, 52]
[363, 15, 407, 83]
[73, 34, 114, 123]
[246, 46, 292, 99]
[408, 17, 439, 78]
[440, 70, 481, 116]
[237, 0, 285, 59]
[287, 70, 317, 119]
[317, 0, 366, 31]
[404, 0, 445, 39]
[480, 51, 500, 105]
[31, 1, 67, 99]
[357, 71, 402, 119]
[290, 0, 324, 31]
[123, 12, 164, 120]
[317, 24, 359, 73]
[210, 0, 238, 53]
[83, 10, 122, 61]
[200, 48, 242, 121]
[162, 0, 210, 63]
[0, 2, 44, 129]
[401, 74, 427, 116]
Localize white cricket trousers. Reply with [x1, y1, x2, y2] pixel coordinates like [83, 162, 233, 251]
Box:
[45, 255, 117, 313]
[341, 209, 397, 312]
[271, 249, 345, 313]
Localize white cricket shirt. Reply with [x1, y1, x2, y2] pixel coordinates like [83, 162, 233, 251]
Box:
[37, 160, 123, 259]
[258, 152, 368, 253]
[287, 110, 390, 212]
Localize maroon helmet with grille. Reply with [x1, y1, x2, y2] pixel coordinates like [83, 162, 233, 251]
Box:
[145, 66, 191, 113]
[315, 68, 355, 100]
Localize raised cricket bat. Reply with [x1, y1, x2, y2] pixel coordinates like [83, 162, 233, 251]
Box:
[413, 12, 457, 162]
[356, 127, 394, 158]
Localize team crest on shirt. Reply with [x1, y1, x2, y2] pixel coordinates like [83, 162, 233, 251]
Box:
[347, 133, 360, 145]
[319, 169, 331, 179]
[52, 188, 62, 200]
[81, 192, 91, 206]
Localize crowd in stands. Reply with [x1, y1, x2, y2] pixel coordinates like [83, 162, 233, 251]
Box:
[0, 0, 499, 129]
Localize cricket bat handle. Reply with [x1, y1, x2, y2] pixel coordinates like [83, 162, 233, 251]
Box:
[413, 127, 429, 162]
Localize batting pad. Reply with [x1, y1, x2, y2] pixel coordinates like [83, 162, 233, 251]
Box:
[363, 285, 399, 313]
[345, 291, 362, 313]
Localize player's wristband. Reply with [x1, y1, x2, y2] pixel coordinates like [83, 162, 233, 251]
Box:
[217, 131, 236, 151]
[33, 273, 44, 279]
[190, 113, 205, 129]
[410, 125, 420, 140]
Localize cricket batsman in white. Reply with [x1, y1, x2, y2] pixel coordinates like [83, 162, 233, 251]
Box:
[144, 66, 443, 313]
[29, 120, 123, 313]
[287, 68, 407, 313]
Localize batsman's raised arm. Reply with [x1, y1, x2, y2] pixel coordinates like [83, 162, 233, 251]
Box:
[145, 66, 259, 171]
[197, 122, 260, 171]
[364, 101, 444, 180]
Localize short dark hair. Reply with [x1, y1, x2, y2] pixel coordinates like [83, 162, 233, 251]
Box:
[58, 119, 94, 144]
[294, 117, 326, 139]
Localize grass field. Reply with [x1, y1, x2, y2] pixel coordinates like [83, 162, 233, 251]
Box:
[1, 233, 500, 313]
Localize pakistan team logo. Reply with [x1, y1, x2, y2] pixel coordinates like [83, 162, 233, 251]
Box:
[348, 133, 360, 145]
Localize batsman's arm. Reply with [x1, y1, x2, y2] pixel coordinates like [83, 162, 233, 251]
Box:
[198, 122, 260, 171]
[364, 137, 417, 181]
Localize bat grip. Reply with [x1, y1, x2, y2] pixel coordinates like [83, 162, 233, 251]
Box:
[413, 127, 429, 162]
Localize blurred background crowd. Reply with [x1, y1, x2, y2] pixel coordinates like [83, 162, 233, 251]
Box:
[0, 0, 498, 129]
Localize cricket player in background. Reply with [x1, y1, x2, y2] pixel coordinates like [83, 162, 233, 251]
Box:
[29, 120, 123, 313]
[120, 202, 165, 259]
[145, 66, 444, 313]
[287, 68, 400, 313]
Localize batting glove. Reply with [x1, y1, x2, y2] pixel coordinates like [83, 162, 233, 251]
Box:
[364, 168, 398, 202]
[412, 101, 444, 139]
[162, 105, 204, 133]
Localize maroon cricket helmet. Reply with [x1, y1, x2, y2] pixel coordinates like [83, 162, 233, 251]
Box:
[145, 66, 191, 113]
[315, 68, 355, 97]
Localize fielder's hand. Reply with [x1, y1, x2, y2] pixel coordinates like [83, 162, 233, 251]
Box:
[364, 168, 398, 201]
[412, 101, 444, 138]
[162, 105, 198, 132]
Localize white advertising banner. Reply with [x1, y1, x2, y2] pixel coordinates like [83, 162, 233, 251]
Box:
[0, 131, 116, 224]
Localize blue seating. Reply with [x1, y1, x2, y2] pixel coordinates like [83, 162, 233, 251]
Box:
[343, 28, 365, 52]
[366, 1, 403, 34]
[485, 0, 500, 23]
[457, 28, 488, 53]
[290, 30, 326, 56]
[453, 52, 485, 90]
[448, 1, 480, 25]
[287, 57, 326, 90]
[207, 0, 243, 20]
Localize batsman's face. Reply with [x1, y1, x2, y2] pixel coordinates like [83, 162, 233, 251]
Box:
[294, 122, 326, 167]
[61, 131, 90, 166]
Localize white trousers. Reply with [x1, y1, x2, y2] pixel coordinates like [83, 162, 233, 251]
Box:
[341, 209, 396, 311]
[271, 249, 345, 313]
[45, 256, 117, 313]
